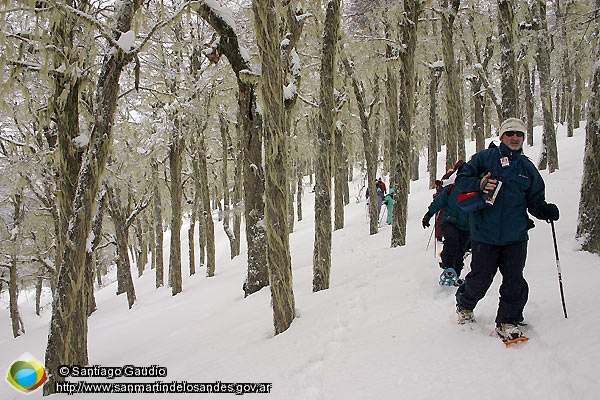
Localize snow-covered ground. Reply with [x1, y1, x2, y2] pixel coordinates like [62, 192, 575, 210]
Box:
[2, 122, 599, 399]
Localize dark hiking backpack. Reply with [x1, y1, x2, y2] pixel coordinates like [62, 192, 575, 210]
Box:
[433, 160, 464, 240]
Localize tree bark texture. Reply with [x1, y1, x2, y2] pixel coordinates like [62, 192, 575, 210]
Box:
[8, 192, 25, 338]
[220, 113, 239, 258]
[252, 0, 296, 334]
[344, 57, 379, 235]
[391, 0, 421, 247]
[152, 160, 165, 288]
[196, 130, 216, 277]
[532, 0, 558, 172]
[557, 0, 574, 137]
[385, 24, 399, 186]
[497, 0, 518, 119]
[313, 0, 340, 291]
[577, 8, 600, 255]
[524, 63, 535, 145]
[169, 118, 184, 295]
[44, 2, 142, 394]
[106, 185, 137, 308]
[84, 191, 107, 317]
[232, 131, 243, 257]
[334, 123, 345, 231]
[50, 3, 85, 295]
[440, 0, 462, 170]
[428, 65, 442, 189]
[191, 1, 267, 296]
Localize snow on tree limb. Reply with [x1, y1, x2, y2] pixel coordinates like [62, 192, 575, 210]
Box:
[190, 1, 252, 75]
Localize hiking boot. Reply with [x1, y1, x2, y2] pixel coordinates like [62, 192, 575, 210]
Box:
[456, 306, 475, 324]
[495, 323, 524, 341]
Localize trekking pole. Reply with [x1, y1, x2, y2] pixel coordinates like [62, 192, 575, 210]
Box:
[426, 224, 434, 250]
[425, 213, 436, 252]
[550, 220, 568, 318]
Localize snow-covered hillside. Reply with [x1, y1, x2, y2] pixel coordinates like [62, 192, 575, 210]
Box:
[2, 123, 599, 399]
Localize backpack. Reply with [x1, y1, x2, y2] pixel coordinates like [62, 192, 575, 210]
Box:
[376, 180, 386, 194]
[433, 161, 464, 240]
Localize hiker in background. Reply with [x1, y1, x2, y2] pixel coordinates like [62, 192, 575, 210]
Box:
[382, 189, 395, 225]
[422, 161, 470, 286]
[454, 117, 559, 343]
[432, 161, 463, 242]
[376, 187, 384, 217]
[374, 178, 386, 216]
[376, 177, 387, 194]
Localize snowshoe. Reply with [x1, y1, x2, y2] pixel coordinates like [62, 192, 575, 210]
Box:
[439, 268, 458, 286]
[495, 323, 529, 346]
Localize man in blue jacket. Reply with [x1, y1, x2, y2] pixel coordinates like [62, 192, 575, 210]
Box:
[454, 118, 559, 342]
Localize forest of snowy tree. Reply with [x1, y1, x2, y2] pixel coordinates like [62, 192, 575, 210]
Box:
[1, 0, 599, 395]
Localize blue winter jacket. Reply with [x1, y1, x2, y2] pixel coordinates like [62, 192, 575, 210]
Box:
[455, 142, 548, 245]
[427, 185, 470, 231]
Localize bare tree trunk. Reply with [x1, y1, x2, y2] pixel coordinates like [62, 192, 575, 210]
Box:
[152, 160, 164, 288]
[253, 0, 295, 334]
[281, 5, 306, 234]
[573, 58, 583, 128]
[191, 157, 206, 268]
[344, 57, 379, 235]
[51, 3, 85, 296]
[191, 2, 267, 296]
[391, 0, 422, 248]
[220, 113, 238, 258]
[84, 191, 107, 316]
[333, 122, 345, 230]
[556, 0, 574, 137]
[577, 1, 600, 255]
[242, 112, 268, 296]
[134, 217, 148, 277]
[232, 128, 243, 257]
[188, 202, 197, 276]
[531, 0, 558, 172]
[440, 0, 462, 170]
[296, 172, 303, 222]
[169, 118, 184, 295]
[8, 255, 24, 338]
[106, 185, 137, 309]
[411, 147, 419, 181]
[555, 89, 562, 122]
[196, 129, 216, 277]
[44, 2, 141, 393]
[428, 64, 443, 189]
[313, 0, 340, 292]
[35, 276, 43, 316]
[498, 0, 518, 119]
[524, 63, 535, 145]
[457, 60, 467, 162]
[343, 147, 350, 206]
[8, 192, 25, 338]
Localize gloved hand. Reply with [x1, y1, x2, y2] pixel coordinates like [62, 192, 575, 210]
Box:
[539, 203, 559, 221]
[422, 212, 432, 229]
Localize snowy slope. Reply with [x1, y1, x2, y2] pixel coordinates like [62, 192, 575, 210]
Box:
[1, 123, 599, 400]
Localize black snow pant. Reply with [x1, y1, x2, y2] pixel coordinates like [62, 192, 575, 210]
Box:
[440, 223, 471, 278]
[455, 240, 529, 325]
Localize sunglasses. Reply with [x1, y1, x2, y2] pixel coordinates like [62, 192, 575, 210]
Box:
[504, 131, 525, 138]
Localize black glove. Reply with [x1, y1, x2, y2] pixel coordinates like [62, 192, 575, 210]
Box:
[422, 212, 432, 229]
[539, 203, 559, 221]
